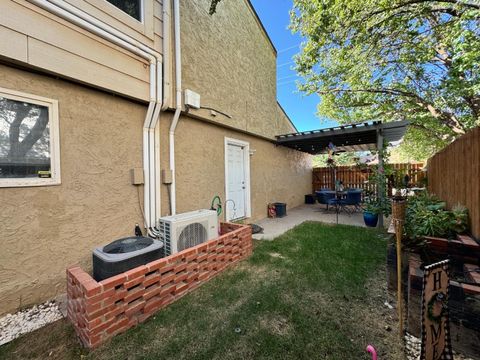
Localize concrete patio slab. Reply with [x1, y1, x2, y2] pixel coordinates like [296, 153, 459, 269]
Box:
[252, 204, 366, 240]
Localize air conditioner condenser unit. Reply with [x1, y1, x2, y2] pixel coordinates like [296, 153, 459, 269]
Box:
[158, 209, 218, 256]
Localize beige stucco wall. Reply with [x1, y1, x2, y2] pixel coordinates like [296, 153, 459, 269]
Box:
[0, 0, 311, 315]
[159, 114, 311, 221]
[178, 0, 295, 138]
[0, 64, 145, 315]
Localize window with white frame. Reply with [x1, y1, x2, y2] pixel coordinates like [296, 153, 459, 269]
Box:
[0, 87, 60, 187]
[106, 0, 143, 21]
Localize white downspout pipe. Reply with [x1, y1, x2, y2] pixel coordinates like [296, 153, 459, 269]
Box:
[169, 0, 182, 215]
[162, 0, 172, 110]
[28, 0, 163, 233]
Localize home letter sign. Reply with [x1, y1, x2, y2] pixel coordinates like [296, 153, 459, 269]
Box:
[420, 260, 453, 360]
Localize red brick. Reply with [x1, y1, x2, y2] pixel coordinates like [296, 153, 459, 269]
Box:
[113, 289, 128, 303]
[167, 254, 182, 264]
[143, 285, 162, 300]
[143, 273, 161, 288]
[174, 263, 187, 273]
[124, 275, 146, 289]
[195, 242, 209, 253]
[143, 296, 163, 314]
[186, 263, 199, 272]
[104, 305, 125, 320]
[125, 265, 148, 280]
[81, 280, 102, 297]
[198, 272, 209, 281]
[125, 299, 146, 317]
[86, 304, 115, 321]
[106, 316, 129, 334]
[176, 281, 189, 293]
[181, 248, 197, 258]
[174, 273, 188, 284]
[90, 317, 116, 333]
[124, 286, 145, 303]
[67, 266, 84, 277]
[159, 273, 175, 286]
[100, 273, 127, 289]
[186, 254, 197, 262]
[159, 264, 175, 275]
[84, 301, 102, 314]
[161, 295, 175, 307]
[87, 287, 115, 304]
[146, 258, 168, 272]
[160, 283, 176, 297]
[197, 253, 208, 262]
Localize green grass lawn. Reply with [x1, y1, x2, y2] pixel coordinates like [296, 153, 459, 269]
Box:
[0, 222, 403, 360]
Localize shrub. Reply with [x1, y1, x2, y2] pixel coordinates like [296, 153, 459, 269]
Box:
[403, 193, 469, 246]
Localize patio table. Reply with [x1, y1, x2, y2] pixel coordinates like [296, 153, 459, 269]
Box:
[324, 190, 348, 224]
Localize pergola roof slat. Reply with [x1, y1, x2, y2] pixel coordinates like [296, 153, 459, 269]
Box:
[275, 120, 408, 155]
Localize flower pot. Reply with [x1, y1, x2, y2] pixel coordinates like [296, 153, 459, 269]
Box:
[363, 211, 378, 227]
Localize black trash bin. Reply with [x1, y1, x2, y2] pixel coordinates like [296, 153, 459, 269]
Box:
[304, 194, 315, 204]
[274, 202, 287, 218]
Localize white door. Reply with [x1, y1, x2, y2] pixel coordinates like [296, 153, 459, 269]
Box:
[225, 139, 250, 221]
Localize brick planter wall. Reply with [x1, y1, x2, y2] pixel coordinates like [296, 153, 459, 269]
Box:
[67, 222, 252, 348]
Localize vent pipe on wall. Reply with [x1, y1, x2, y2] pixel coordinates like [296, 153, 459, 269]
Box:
[27, 0, 164, 235]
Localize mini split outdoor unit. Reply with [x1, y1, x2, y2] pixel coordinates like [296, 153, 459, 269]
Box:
[158, 209, 218, 256]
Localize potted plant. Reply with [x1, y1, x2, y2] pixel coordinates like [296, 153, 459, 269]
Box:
[363, 196, 392, 227]
[363, 199, 379, 227]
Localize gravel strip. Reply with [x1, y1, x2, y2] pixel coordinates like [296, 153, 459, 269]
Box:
[0, 300, 64, 346]
[405, 332, 475, 360]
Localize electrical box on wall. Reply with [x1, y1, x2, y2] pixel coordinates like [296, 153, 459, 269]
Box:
[184, 89, 201, 109]
[162, 169, 173, 185]
[130, 168, 144, 185]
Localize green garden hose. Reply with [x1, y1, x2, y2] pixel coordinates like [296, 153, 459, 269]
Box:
[210, 195, 222, 216]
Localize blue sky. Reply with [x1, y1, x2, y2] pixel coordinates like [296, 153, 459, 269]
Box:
[250, 0, 338, 132]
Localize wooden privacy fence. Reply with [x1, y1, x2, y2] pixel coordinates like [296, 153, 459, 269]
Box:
[428, 127, 480, 240]
[312, 163, 425, 196]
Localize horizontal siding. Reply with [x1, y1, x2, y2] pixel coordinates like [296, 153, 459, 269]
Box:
[0, 0, 163, 101]
[28, 38, 150, 100]
[0, 26, 28, 62]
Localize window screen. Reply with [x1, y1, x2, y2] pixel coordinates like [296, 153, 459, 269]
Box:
[106, 0, 142, 21]
[0, 97, 51, 179]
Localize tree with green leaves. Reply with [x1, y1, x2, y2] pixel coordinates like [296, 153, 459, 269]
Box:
[290, 0, 480, 159]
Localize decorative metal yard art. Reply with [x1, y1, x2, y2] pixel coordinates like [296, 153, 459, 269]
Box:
[420, 260, 453, 360]
[392, 197, 406, 338]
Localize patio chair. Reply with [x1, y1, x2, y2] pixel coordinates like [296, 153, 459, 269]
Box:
[339, 190, 363, 212]
[315, 191, 335, 211]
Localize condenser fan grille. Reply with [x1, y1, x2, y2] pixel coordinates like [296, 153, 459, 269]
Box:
[178, 222, 207, 252]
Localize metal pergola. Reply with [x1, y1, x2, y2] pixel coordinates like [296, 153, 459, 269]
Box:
[275, 120, 409, 227]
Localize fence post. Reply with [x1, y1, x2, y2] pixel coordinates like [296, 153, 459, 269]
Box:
[377, 130, 384, 228]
